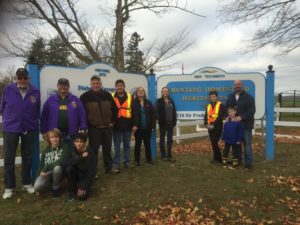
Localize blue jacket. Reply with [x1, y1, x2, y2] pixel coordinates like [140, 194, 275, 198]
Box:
[40, 93, 87, 135]
[222, 119, 243, 144]
[0, 83, 40, 132]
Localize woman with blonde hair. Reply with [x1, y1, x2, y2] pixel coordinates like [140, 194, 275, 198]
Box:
[132, 87, 156, 166]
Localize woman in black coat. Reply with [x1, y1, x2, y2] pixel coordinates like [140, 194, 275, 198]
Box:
[132, 87, 156, 166]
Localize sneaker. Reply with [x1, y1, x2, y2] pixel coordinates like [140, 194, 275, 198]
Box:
[232, 159, 239, 167]
[222, 157, 227, 165]
[22, 184, 35, 194]
[3, 189, 13, 199]
[52, 188, 60, 198]
[112, 166, 120, 174]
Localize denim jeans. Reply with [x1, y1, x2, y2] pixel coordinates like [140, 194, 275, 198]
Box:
[34, 165, 63, 191]
[243, 128, 253, 165]
[3, 131, 38, 189]
[113, 130, 132, 167]
[159, 125, 174, 159]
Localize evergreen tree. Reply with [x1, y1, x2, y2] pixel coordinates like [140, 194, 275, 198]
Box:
[125, 32, 144, 73]
[46, 36, 72, 66]
[24, 37, 47, 68]
[24, 36, 73, 67]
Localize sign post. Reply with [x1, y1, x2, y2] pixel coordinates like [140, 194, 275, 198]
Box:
[147, 69, 157, 159]
[265, 65, 275, 160]
[27, 63, 40, 181]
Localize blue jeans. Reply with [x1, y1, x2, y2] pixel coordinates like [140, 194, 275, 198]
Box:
[159, 125, 174, 159]
[243, 128, 253, 165]
[3, 131, 37, 188]
[34, 165, 63, 191]
[113, 130, 132, 167]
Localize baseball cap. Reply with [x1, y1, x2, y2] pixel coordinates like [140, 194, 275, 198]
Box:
[57, 78, 70, 86]
[16, 68, 29, 77]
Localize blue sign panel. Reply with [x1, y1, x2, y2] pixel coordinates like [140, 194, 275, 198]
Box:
[167, 80, 255, 119]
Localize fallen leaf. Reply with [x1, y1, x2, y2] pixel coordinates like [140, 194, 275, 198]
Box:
[93, 216, 101, 220]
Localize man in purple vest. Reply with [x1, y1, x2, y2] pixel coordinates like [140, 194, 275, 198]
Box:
[0, 68, 40, 199]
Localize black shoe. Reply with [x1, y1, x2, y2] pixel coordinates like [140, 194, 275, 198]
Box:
[147, 160, 155, 165]
[67, 193, 75, 201]
[244, 164, 253, 169]
[210, 160, 221, 164]
[52, 188, 60, 198]
[105, 169, 113, 174]
[135, 161, 141, 166]
[168, 158, 176, 162]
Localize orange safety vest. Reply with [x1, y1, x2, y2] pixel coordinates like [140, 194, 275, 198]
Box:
[207, 101, 221, 125]
[112, 92, 132, 118]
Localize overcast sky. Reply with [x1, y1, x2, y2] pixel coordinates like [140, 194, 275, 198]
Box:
[0, 0, 299, 93]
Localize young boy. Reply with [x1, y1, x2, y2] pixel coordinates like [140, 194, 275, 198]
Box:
[34, 128, 68, 198]
[222, 107, 243, 168]
[64, 133, 97, 201]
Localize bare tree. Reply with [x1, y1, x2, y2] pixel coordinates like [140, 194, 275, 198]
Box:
[113, 0, 204, 70]
[2, 0, 204, 71]
[218, 0, 300, 55]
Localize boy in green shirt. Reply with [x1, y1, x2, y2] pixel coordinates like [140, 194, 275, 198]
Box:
[34, 128, 68, 198]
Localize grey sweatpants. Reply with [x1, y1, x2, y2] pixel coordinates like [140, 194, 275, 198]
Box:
[34, 165, 63, 191]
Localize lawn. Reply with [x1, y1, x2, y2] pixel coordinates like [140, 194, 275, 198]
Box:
[0, 137, 299, 225]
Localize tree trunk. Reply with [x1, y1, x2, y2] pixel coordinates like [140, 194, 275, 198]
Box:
[114, 0, 125, 71]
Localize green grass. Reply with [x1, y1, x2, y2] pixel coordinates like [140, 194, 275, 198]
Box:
[0, 141, 299, 224]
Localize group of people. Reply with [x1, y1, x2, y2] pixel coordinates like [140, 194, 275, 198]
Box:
[0, 68, 177, 200]
[204, 80, 256, 169]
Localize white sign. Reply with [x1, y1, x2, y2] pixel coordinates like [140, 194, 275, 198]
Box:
[157, 67, 265, 119]
[40, 63, 147, 105]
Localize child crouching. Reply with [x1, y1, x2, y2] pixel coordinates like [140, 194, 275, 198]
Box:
[64, 133, 96, 201]
[34, 128, 68, 197]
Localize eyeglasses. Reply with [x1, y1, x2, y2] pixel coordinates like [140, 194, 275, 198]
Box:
[17, 76, 29, 81]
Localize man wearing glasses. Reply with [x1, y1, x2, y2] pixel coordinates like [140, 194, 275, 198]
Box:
[0, 68, 40, 199]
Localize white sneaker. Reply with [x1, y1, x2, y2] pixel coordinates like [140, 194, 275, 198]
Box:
[3, 189, 13, 199]
[22, 184, 35, 194]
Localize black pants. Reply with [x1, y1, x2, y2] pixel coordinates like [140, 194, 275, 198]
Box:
[65, 165, 89, 201]
[208, 127, 222, 162]
[159, 125, 174, 159]
[134, 129, 152, 163]
[3, 131, 37, 188]
[223, 143, 241, 160]
[88, 127, 113, 172]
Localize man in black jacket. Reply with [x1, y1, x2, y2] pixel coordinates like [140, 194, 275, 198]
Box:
[156, 87, 177, 161]
[64, 133, 96, 201]
[226, 80, 255, 169]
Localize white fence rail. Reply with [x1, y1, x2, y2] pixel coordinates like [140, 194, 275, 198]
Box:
[0, 107, 299, 166]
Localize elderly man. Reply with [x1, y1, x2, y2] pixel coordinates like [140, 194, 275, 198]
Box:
[226, 80, 256, 169]
[0, 68, 40, 199]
